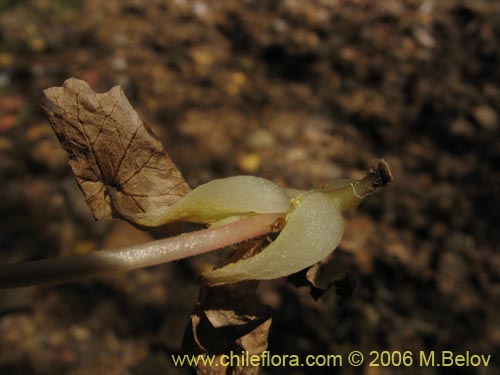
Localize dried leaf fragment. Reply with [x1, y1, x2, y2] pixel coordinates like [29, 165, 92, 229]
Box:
[306, 254, 356, 300]
[43, 78, 190, 224]
[182, 241, 272, 375]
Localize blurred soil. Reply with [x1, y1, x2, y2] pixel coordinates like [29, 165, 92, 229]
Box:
[0, 1, 499, 374]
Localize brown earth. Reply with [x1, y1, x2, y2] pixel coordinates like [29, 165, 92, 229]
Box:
[0, 1, 499, 374]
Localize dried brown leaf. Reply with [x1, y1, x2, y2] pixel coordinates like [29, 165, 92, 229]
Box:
[43, 78, 190, 225]
[182, 241, 272, 375]
[305, 254, 347, 291]
[288, 253, 356, 300]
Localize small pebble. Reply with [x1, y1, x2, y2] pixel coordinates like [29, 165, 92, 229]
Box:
[245, 129, 274, 149]
[238, 153, 261, 173]
[473, 105, 498, 130]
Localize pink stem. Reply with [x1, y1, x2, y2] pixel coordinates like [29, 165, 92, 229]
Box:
[0, 213, 283, 289]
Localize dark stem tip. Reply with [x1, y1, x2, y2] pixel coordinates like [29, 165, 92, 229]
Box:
[369, 159, 393, 188]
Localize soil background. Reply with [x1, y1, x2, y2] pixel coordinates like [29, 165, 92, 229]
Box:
[0, 1, 499, 374]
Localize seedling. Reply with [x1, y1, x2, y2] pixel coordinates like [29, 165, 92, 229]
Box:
[0, 79, 393, 289]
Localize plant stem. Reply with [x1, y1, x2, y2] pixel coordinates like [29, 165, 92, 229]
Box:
[0, 213, 284, 289]
[319, 159, 393, 210]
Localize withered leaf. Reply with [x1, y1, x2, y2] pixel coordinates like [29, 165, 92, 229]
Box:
[43, 78, 190, 225]
[182, 241, 272, 375]
[183, 283, 272, 375]
[288, 253, 356, 300]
